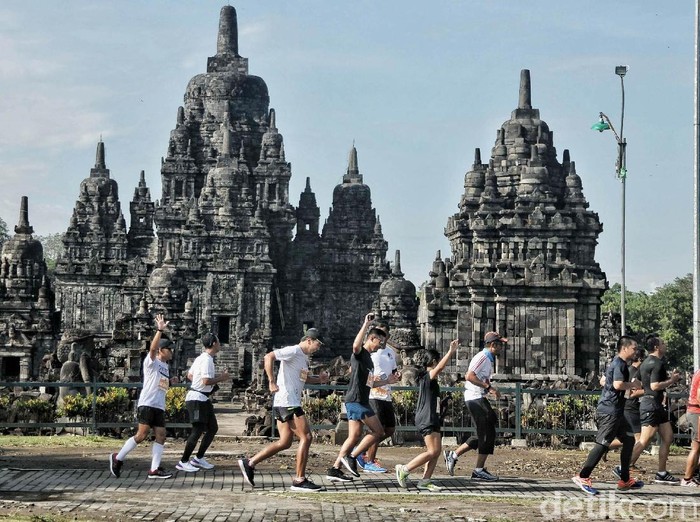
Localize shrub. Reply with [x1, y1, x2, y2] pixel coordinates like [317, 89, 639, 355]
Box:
[14, 398, 56, 423]
[165, 386, 188, 423]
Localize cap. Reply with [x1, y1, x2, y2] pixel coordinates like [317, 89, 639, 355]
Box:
[301, 328, 324, 345]
[484, 331, 507, 344]
[158, 338, 174, 350]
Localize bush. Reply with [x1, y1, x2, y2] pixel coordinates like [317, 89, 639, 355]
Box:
[14, 398, 56, 423]
[302, 392, 343, 425]
[58, 387, 131, 422]
[165, 386, 188, 423]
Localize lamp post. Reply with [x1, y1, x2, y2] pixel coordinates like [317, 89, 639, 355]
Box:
[592, 65, 629, 336]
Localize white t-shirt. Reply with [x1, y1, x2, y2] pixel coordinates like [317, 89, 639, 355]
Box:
[272, 345, 309, 408]
[185, 351, 215, 402]
[137, 354, 170, 411]
[463, 349, 494, 402]
[369, 345, 398, 402]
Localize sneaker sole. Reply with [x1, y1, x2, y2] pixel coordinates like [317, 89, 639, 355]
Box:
[653, 480, 680, 485]
[326, 476, 353, 483]
[340, 457, 360, 477]
[572, 477, 598, 496]
[109, 454, 119, 478]
[191, 460, 215, 470]
[290, 486, 324, 492]
[147, 474, 172, 479]
[238, 460, 255, 487]
[176, 465, 199, 473]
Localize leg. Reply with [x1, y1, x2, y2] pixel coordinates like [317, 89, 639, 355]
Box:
[630, 425, 657, 466]
[288, 415, 312, 480]
[151, 426, 167, 471]
[352, 414, 385, 457]
[685, 440, 700, 480]
[657, 422, 674, 473]
[250, 420, 294, 466]
[196, 412, 219, 459]
[366, 426, 393, 462]
[116, 423, 150, 461]
[579, 443, 609, 478]
[181, 423, 205, 462]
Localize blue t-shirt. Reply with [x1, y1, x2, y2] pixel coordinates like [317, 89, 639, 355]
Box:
[597, 355, 629, 415]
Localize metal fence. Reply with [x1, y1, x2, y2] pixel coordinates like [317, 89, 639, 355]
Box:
[0, 381, 692, 444]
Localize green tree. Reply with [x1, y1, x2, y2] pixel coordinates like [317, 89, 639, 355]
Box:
[37, 233, 65, 272]
[0, 216, 9, 248]
[601, 275, 693, 369]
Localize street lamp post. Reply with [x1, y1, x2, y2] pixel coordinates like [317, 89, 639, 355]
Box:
[592, 65, 629, 336]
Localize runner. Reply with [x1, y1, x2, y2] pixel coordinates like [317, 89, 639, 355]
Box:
[109, 314, 177, 479]
[571, 336, 644, 495]
[682, 366, 700, 487]
[175, 332, 231, 473]
[238, 328, 329, 491]
[326, 313, 400, 482]
[627, 334, 681, 484]
[356, 320, 398, 474]
[443, 331, 504, 481]
[395, 340, 458, 491]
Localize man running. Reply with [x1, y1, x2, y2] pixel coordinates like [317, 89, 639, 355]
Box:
[627, 334, 681, 484]
[357, 320, 398, 474]
[109, 314, 177, 479]
[175, 332, 231, 473]
[443, 331, 505, 481]
[572, 336, 644, 495]
[326, 313, 400, 482]
[238, 328, 328, 491]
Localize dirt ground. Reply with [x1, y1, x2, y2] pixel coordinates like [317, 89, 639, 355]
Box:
[0, 437, 694, 522]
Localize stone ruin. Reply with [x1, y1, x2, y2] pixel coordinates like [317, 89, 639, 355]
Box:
[0, 7, 610, 405]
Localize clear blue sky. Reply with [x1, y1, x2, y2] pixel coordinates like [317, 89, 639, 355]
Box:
[0, 1, 694, 292]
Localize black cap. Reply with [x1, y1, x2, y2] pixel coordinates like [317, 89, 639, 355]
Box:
[158, 338, 174, 350]
[301, 328, 324, 345]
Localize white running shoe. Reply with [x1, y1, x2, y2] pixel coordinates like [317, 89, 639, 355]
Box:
[190, 456, 215, 470]
[176, 460, 200, 473]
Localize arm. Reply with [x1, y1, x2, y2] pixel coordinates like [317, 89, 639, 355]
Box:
[650, 369, 681, 391]
[306, 371, 330, 384]
[613, 379, 642, 391]
[372, 372, 400, 387]
[352, 312, 374, 354]
[264, 351, 278, 393]
[201, 371, 230, 386]
[149, 314, 168, 361]
[429, 339, 459, 380]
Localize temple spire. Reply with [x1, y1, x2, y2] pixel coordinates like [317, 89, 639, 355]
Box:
[269, 108, 277, 130]
[343, 144, 362, 183]
[392, 250, 404, 277]
[217, 5, 238, 55]
[95, 140, 106, 169]
[518, 69, 532, 110]
[15, 196, 33, 235]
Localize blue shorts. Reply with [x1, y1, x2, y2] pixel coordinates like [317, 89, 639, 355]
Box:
[345, 402, 375, 421]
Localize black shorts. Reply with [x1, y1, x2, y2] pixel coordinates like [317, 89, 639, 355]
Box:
[186, 400, 214, 425]
[595, 412, 633, 446]
[623, 409, 641, 434]
[273, 406, 305, 423]
[418, 424, 441, 437]
[640, 407, 669, 428]
[137, 406, 165, 428]
[370, 399, 396, 429]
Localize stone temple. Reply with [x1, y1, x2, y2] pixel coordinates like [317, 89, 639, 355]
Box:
[0, 6, 606, 387]
[419, 70, 607, 380]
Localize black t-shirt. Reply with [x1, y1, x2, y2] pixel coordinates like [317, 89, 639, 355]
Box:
[639, 354, 667, 409]
[415, 369, 440, 430]
[597, 355, 629, 415]
[624, 365, 641, 413]
[344, 347, 374, 406]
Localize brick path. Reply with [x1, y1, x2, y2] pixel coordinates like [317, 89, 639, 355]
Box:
[2, 459, 700, 522]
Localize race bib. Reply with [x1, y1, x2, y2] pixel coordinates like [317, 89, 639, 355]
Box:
[366, 373, 374, 388]
[373, 386, 389, 398]
[300, 369, 309, 382]
[158, 376, 170, 392]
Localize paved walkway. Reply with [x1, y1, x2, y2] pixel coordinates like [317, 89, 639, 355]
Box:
[2, 457, 700, 522]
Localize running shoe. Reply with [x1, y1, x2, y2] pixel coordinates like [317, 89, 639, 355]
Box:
[444, 450, 457, 476]
[611, 465, 622, 480]
[109, 453, 122, 478]
[290, 477, 325, 492]
[340, 454, 360, 477]
[326, 467, 353, 483]
[417, 480, 443, 492]
[571, 475, 598, 496]
[654, 471, 680, 485]
[471, 468, 498, 481]
[176, 460, 199, 473]
[617, 478, 644, 491]
[238, 458, 256, 487]
[395, 464, 410, 488]
[681, 478, 700, 487]
[362, 461, 387, 473]
[355, 452, 367, 470]
[147, 468, 173, 479]
[190, 456, 215, 470]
